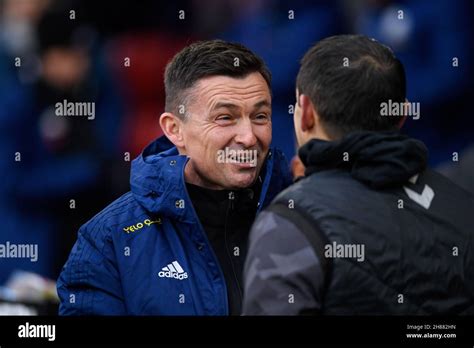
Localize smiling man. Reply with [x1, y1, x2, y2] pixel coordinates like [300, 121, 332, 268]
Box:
[57, 40, 292, 315]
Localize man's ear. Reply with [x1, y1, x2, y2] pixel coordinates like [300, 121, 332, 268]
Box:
[398, 115, 407, 129]
[299, 94, 316, 132]
[159, 112, 185, 148]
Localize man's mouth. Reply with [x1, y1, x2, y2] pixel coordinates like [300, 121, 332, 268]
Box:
[229, 160, 257, 169]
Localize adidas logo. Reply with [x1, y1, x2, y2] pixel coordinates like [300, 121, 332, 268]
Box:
[158, 261, 188, 280]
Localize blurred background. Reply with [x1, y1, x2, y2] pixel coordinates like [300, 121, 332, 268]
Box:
[0, 0, 473, 313]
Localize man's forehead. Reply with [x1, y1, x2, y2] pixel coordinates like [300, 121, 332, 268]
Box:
[193, 73, 271, 106]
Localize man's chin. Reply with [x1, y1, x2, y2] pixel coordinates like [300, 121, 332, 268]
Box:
[225, 170, 258, 189]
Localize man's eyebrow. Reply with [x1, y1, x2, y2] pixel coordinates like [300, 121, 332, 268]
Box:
[253, 100, 271, 109]
[211, 100, 271, 111]
[212, 102, 241, 111]
[211, 99, 271, 110]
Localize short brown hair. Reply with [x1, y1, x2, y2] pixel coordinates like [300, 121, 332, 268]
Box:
[164, 40, 271, 119]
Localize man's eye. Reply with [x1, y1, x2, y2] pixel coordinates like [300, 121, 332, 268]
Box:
[255, 114, 269, 122]
[216, 115, 233, 121]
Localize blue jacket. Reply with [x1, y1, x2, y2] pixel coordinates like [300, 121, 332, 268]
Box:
[57, 136, 292, 315]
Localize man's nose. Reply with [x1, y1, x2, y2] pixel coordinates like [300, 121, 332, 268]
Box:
[234, 118, 257, 148]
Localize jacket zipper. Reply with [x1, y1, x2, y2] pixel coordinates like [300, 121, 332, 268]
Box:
[181, 159, 229, 315]
[224, 191, 243, 303]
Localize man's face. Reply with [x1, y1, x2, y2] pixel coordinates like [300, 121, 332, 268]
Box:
[180, 72, 272, 190]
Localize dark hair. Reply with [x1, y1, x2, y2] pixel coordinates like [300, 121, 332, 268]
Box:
[164, 40, 271, 118]
[296, 34, 406, 138]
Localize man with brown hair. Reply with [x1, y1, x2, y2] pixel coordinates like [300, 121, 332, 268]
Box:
[57, 40, 291, 315]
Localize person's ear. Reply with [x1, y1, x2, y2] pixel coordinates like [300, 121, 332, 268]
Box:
[398, 115, 407, 129]
[299, 94, 316, 132]
[159, 112, 185, 148]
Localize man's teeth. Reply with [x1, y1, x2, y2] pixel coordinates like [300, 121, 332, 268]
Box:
[228, 157, 251, 163]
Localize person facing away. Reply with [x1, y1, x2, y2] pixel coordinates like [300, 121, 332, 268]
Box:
[57, 40, 292, 315]
[243, 34, 474, 315]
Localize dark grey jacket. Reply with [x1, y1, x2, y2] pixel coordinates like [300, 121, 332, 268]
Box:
[243, 131, 474, 315]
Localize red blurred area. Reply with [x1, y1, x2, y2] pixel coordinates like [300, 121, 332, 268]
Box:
[107, 32, 193, 157]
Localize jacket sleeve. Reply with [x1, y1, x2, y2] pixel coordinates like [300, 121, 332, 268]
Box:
[57, 222, 127, 315]
[242, 210, 324, 315]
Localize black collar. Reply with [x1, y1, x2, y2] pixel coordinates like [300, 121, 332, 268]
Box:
[299, 131, 428, 189]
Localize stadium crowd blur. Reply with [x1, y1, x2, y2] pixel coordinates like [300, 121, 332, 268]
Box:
[0, 0, 473, 297]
